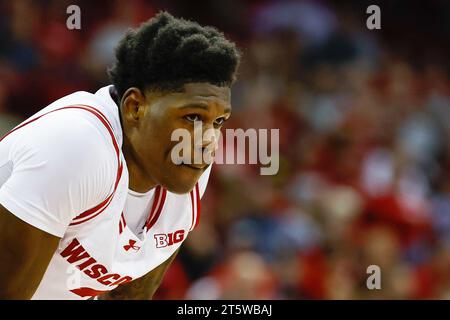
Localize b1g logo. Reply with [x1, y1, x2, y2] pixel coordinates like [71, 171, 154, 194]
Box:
[154, 230, 185, 248]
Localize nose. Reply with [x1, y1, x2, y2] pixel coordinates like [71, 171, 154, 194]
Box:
[193, 124, 220, 164]
[200, 137, 217, 161]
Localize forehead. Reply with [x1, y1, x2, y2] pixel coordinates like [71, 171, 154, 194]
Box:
[166, 83, 232, 109]
[182, 83, 231, 101]
[146, 83, 232, 113]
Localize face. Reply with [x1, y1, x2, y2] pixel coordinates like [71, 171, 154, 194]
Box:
[121, 82, 231, 194]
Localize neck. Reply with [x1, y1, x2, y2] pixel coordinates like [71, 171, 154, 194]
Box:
[121, 132, 157, 194]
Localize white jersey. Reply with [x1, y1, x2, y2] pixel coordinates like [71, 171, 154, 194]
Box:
[0, 86, 210, 299]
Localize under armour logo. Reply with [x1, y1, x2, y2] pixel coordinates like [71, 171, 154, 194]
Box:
[124, 239, 140, 251]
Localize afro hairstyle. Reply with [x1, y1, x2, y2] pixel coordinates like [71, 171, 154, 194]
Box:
[108, 11, 241, 99]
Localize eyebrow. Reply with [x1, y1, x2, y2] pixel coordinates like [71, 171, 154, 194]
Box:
[179, 103, 231, 113]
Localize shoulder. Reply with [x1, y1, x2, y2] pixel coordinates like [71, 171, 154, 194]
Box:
[12, 108, 117, 168]
[8, 107, 120, 206]
[0, 107, 121, 237]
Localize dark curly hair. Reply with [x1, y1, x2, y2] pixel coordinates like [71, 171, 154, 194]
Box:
[108, 11, 241, 99]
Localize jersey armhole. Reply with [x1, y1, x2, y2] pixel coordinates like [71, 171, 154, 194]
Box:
[189, 183, 201, 232]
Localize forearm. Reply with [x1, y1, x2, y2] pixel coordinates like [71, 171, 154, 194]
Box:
[0, 245, 55, 299]
[0, 205, 60, 299]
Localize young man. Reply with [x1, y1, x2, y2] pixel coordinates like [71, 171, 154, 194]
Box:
[0, 12, 240, 299]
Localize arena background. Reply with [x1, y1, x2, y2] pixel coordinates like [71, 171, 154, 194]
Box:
[0, 0, 449, 299]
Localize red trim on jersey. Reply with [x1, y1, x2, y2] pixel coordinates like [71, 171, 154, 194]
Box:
[74, 104, 114, 130]
[70, 191, 115, 226]
[68, 105, 122, 225]
[119, 212, 126, 234]
[69, 166, 123, 226]
[0, 104, 123, 227]
[0, 117, 41, 142]
[193, 183, 201, 229]
[119, 212, 124, 234]
[189, 190, 195, 231]
[1, 105, 117, 153]
[145, 188, 167, 231]
[77, 193, 114, 221]
[121, 212, 126, 228]
[144, 186, 161, 228]
[72, 160, 123, 222]
[70, 287, 110, 298]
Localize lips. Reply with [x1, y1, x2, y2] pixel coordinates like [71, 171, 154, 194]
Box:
[180, 162, 207, 170]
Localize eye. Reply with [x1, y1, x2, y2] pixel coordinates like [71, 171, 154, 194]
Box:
[214, 117, 226, 127]
[184, 114, 202, 122]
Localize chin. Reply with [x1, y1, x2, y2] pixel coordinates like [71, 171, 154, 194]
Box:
[157, 163, 204, 194]
[162, 168, 200, 194]
[163, 180, 197, 194]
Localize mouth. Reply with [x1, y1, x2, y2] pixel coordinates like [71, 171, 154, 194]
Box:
[180, 162, 207, 171]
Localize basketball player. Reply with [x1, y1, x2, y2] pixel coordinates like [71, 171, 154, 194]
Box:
[0, 12, 240, 299]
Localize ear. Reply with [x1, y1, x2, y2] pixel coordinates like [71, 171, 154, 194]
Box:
[120, 87, 146, 125]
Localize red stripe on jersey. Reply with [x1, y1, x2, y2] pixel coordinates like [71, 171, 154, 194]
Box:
[1, 105, 119, 157]
[0, 104, 114, 143]
[69, 161, 123, 226]
[69, 190, 115, 226]
[193, 183, 201, 229]
[69, 105, 122, 223]
[70, 287, 110, 298]
[189, 190, 195, 231]
[73, 193, 114, 222]
[144, 186, 162, 228]
[121, 212, 126, 228]
[74, 104, 114, 130]
[0, 117, 42, 142]
[119, 212, 126, 234]
[146, 188, 167, 231]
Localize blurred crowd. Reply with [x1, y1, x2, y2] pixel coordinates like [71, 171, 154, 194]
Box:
[1, 0, 449, 299]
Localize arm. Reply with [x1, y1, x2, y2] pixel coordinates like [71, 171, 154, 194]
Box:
[100, 249, 179, 300]
[0, 204, 60, 299]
